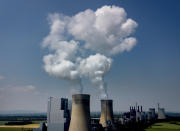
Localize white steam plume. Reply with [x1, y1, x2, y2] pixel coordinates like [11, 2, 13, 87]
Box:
[42, 5, 138, 98]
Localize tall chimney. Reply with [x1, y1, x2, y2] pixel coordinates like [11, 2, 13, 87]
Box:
[99, 99, 114, 127]
[69, 94, 91, 131]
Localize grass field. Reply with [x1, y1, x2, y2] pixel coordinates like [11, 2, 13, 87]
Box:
[146, 121, 180, 131]
[0, 121, 9, 125]
[0, 128, 33, 131]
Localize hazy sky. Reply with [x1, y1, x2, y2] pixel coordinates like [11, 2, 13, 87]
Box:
[0, 0, 180, 113]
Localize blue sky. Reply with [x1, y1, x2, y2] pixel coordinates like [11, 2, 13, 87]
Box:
[0, 0, 180, 112]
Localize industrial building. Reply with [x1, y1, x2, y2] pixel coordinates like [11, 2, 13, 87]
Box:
[121, 104, 146, 124]
[46, 97, 71, 131]
[158, 104, 166, 120]
[34, 94, 166, 131]
[147, 108, 156, 121]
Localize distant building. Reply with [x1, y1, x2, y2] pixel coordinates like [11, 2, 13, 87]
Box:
[158, 108, 166, 119]
[147, 111, 153, 121]
[157, 103, 166, 120]
[122, 105, 146, 123]
[147, 108, 156, 121]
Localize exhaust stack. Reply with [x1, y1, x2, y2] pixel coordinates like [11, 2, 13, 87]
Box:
[99, 99, 114, 127]
[68, 94, 91, 131]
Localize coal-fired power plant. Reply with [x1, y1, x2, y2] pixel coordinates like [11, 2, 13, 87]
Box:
[42, 95, 168, 131]
[68, 94, 91, 131]
[99, 99, 114, 127]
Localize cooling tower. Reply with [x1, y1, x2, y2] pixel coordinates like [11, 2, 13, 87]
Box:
[68, 94, 91, 131]
[99, 99, 114, 127]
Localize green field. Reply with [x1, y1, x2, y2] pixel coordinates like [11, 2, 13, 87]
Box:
[0, 128, 32, 131]
[0, 121, 10, 125]
[146, 121, 180, 131]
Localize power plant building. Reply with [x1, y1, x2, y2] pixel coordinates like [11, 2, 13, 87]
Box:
[147, 108, 156, 121]
[157, 104, 166, 119]
[158, 108, 166, 119]
[47, 97, 71, 131]
[43, 95, 166, 131]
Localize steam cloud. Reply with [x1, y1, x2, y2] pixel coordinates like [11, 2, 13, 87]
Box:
[42, 5, 138, 98]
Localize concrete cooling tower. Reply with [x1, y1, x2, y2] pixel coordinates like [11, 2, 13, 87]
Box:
[99, 99, 114, 127]
[68, 94, 91, 131]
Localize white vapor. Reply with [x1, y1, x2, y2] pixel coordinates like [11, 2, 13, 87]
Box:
[78, 54, 112, 98]
[42, 5, 138, 98]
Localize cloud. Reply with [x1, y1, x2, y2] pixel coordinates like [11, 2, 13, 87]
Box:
[0, 75, 5, 80]
[68, 5, 138, 55]
[42, 5, 138, 98]
[79, 54, 112, 78]
[43, 40, 80, 81]
[0, 85, 48, 112]
[0, 85, 36, 94]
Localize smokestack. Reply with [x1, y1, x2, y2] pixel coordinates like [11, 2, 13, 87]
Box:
[99, 99, 114, 127]
[69, 94, 91, 131]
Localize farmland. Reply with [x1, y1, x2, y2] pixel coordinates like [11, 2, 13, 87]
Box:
[146, 121, 180, 131]
[0, 122, 40, 131]
[0, 128, 33, 131]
